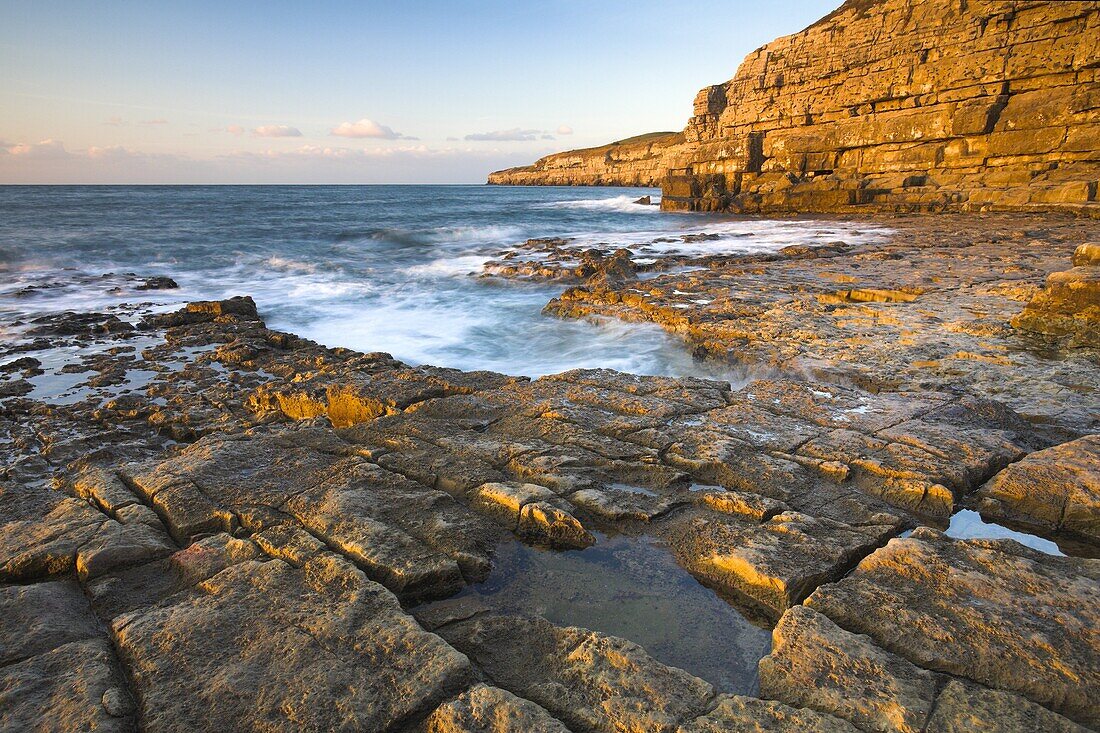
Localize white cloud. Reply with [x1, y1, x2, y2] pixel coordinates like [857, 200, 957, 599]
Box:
[141, 118, 169, 125]
[2, 139, 178, 163]
[104, 116, 126, 126]
[252, 125, 302, 138]
[231, 144, 444, 162]
[465, 128, 542, 142]
[330, 118, 414, 140]
[224, 125, 245, 135]
[86, 145, 146, 160]
[557, 125, 574, 135]
[5, 139, 71, 159]
[541, 134, 555, 140]
[0, 137, 548, 184]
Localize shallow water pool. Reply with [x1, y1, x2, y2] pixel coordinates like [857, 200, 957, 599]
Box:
[447, 533, 773, 694]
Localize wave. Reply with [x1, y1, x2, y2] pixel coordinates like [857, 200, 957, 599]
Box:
[337, 224, 525, 249]
[424, 224, 526, 243]
[402, 255, 491, 277]
[534, 195, 662, 213]
[262, 256, 318, 274]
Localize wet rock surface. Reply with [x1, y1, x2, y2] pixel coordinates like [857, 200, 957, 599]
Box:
[2, 211, 1098, 732]
[536, 213, 1100, 434]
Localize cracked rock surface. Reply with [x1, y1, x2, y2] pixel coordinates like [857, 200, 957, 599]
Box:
[1, 212, 1098, 732]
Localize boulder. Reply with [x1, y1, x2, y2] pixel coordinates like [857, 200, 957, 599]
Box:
[1012, 266, 1100, 347]
[1072, 242, 1100, 267]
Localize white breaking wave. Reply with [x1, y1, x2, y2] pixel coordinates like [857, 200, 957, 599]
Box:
[534, 195, 662, 213]
[496, 219, 892, 260]
[425, 224, 526, 243]
[263, 256, 318, 273]
[402, 254, 491, 277]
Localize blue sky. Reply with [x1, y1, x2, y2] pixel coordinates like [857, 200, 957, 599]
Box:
[1, 1, 837, 183]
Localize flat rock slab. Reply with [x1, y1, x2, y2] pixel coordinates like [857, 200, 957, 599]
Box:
[0, 638, 136, 733]
[677, 694, 859, 733]
[418, 684, 569, 733]
[113, 550, 471, 732]
[0, 496, 172, 583]
[123, 428, 499, 601]
[0, 579, 104, 665]
[424, 610, 715, 733]
[661, 379, 1041, 522]
[544, 217, 1100, 434]
[806, 528, 1100, 728]
[85, 533, 265, 622]
[976, 434, 1100, 544]
[0, 579, 136, 731]
[661, 510, 894, 619]
[1, 273, 1097, 733]
[925, 679, 1090, 733]
[760, 605, 1089, 733]
[760, 605, 938, 733]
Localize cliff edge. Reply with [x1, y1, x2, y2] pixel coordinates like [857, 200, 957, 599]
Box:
[487, 131, 684, 186]
[489, 0, 1100, 214]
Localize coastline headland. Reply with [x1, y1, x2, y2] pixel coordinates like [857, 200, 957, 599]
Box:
[3, 0, 1100, 730]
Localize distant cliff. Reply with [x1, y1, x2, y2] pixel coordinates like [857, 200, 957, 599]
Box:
[489, 0, 1100, 214]
[487, 132, 684, 187]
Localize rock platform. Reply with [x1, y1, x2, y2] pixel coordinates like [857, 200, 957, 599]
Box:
[1, 212, 1098, 731]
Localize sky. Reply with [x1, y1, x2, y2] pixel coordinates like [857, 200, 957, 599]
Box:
[0, 1, 838, 184]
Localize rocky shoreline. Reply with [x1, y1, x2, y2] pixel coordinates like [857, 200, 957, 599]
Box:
[1, 213, 1098, 731]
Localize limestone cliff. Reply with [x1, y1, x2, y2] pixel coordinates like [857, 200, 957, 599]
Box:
[487, 132, 684, 186]
[490, 0, 1100, 214]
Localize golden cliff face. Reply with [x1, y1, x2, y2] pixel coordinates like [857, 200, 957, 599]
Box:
[489, 0, 1100, 215]
[663, 0, 1100, 213]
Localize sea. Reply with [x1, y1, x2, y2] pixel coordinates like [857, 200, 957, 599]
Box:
[0, 184, 885, 379]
